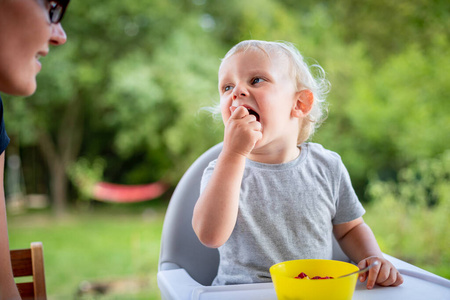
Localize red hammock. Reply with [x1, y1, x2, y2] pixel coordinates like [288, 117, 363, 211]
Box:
[92, 181, 169, 203]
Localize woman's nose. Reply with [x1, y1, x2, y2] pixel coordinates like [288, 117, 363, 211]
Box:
[50, 23, 67, 46]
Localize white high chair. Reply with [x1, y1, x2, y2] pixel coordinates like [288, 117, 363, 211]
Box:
[157, 143, 450, 300]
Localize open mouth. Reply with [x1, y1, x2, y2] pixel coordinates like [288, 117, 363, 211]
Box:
[247, 109, 260, 122]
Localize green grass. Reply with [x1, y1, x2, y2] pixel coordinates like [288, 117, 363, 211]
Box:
[8, 201, 166, 300]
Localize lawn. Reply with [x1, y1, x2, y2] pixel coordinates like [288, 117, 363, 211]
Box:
[8, 201, 166, 300]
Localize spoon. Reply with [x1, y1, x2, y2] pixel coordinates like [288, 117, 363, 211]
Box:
[337, 261, 379, 279]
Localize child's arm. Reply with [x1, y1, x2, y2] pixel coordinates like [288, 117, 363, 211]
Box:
[192, 106, 262, 248]
[192, 150, 245, 248]
[334, 217, 404, 289]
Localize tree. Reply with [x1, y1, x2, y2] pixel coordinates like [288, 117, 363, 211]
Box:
[5, 0, 185, 214]
[5, 0, 223, 214]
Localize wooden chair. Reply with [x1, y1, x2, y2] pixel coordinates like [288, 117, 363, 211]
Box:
[10, 242, 47, 300]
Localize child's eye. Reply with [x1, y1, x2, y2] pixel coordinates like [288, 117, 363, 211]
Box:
[224, 85, 233, 92]
[251, 77, 265, 85]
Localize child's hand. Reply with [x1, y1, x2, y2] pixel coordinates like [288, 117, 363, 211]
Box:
[358, 256, 404, 289]
[223, 106, 262, 157]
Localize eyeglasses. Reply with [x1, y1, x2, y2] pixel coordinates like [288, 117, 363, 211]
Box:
[48, 0, 70, 24]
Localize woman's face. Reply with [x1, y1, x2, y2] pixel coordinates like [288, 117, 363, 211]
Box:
[0, 0, 67, 96]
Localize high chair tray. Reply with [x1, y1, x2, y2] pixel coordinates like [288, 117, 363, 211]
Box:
[158, 254, 450, 300]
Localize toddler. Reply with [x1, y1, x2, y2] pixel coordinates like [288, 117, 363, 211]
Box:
[192, 40, 403, 289]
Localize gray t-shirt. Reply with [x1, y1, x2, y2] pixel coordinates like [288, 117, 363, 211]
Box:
[200, 142, 365, 285]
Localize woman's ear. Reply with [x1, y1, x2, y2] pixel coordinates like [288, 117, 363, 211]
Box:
[292, 89, 314, 118]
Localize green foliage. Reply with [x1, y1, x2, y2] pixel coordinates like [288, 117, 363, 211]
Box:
[331, 0, 450, 62]
[320, 34, 450, 197]
[3, 0, 449, 209]
[350, 37, 449, 161]
[366, 151, 450, 278]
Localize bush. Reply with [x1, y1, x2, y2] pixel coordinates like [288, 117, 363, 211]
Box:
[365, 151, 450, 278]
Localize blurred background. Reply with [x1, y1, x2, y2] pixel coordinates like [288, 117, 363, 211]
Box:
[5, 0, 449, 299]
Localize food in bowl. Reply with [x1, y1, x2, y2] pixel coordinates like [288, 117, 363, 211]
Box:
[295, 272, 334, 280]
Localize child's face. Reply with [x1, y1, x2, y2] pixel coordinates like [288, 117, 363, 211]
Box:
[218, 48, 301, 150]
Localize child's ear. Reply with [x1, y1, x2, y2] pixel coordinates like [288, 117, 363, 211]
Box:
[292, 89, 314, 118]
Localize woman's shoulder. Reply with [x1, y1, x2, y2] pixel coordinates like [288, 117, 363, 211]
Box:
[0, 95, 9, 154]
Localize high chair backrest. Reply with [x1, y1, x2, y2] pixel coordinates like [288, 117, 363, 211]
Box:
[158, 143, 349, 286]
[159, 143, 222, 286]
[10, 242, 47, 300]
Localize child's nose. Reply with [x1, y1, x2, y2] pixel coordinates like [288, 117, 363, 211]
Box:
[232, 86, 248, 100]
